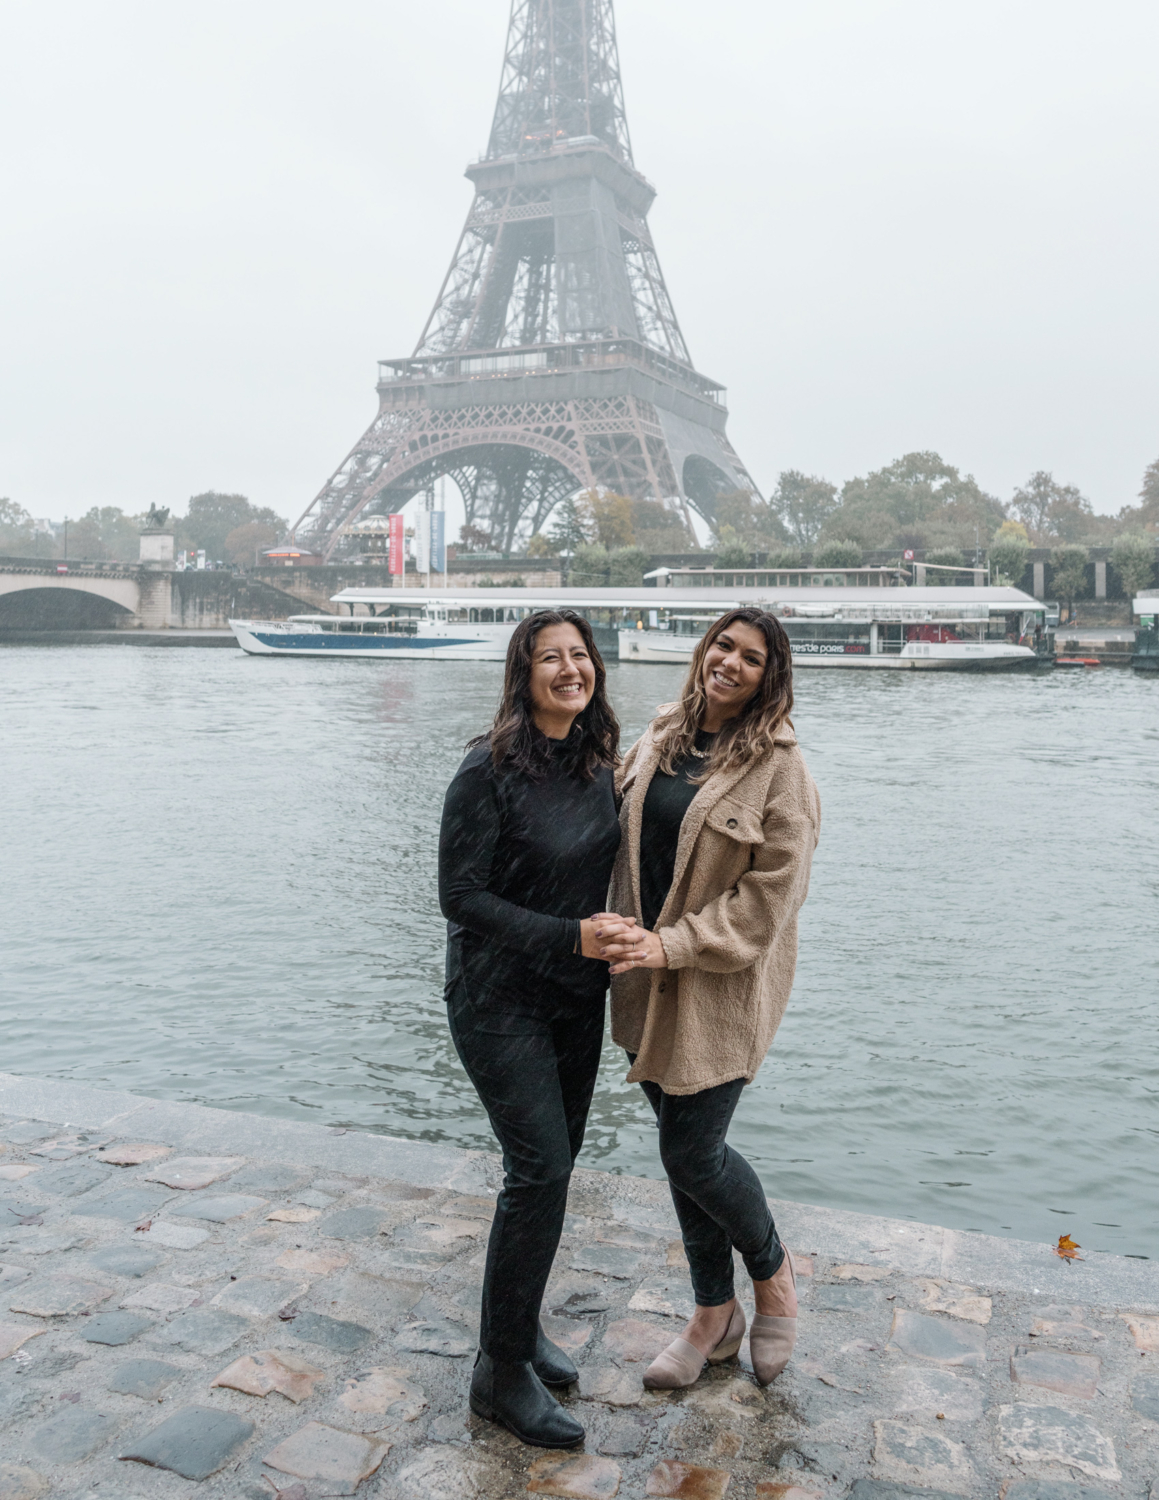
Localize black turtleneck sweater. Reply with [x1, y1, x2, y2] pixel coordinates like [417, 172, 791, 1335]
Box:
[439, 736, 621, 1008]
[639, 729, 717, 931]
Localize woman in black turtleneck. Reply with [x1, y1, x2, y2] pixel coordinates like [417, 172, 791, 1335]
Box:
[438, 608, 620, 1449]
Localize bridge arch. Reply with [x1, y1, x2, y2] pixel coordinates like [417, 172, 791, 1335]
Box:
[0, 573, 140, 629]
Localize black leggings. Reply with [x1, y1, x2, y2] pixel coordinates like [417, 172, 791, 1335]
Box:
[448, 982, 604, 1362]
[634, 1062, 784, 1306]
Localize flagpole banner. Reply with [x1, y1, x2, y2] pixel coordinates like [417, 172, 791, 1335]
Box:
[388, 513, 405, 576]
[415, 511, 431, 574]
[430, 511, 446, 574]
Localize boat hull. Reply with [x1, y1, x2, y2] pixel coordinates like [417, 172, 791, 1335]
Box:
[229, 618, 1038, 672]
[617, 630, 1038, 671]
[229, 621, 512, 659]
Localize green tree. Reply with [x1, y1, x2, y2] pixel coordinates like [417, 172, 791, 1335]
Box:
[715, 541, 752, 569]
[548, 496, 592, 556]
[1109, 533, 1155, 608]
[629, 496, 694, 553]
[712, 489, 787, 550]
[1116, 457, 1159, 533]
[569, 543, 612, 585]
[1050, 544, 1089, 617]
[925, 546, 966, 583]
[607, 547, 652, 586]
[1141, 458, 1159, 525]
[0, 498, 35, 555]
[67, 506, 142, 561]
[813, 539, 862, 569]
[771, 470, 838, 547]
[766, 546, 803, 567]
[835, 452, 1003, 552]
[988, 525, 1030, 587]
[1012, 472, 1097, 544]
[178, 492, 285, 562]
[225, 519, 281, 567]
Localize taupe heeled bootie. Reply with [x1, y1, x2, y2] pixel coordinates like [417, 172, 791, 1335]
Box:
[748, 1248, 798, 1385]
[642, 1301, 746, 1391]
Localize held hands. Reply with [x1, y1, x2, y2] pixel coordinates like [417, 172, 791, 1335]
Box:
[584, 912, 668, 976]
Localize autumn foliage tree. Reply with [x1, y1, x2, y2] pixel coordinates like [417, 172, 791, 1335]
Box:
[578, 489, 634, 549]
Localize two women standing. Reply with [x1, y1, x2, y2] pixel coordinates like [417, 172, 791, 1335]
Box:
[438, 607, 820, 1447]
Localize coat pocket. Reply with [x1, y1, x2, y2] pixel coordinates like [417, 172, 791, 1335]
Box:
[705, 800, 764, 843]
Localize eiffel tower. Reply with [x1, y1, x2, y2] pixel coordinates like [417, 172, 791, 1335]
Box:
[291, 0, 758, 559]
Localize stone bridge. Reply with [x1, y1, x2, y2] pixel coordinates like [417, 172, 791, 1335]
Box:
[0, 557, 319, 631]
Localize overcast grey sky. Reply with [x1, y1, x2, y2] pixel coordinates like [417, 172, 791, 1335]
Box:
[2, 0, 1156, 532]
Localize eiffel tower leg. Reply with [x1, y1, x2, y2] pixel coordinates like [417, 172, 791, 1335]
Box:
[652, 407, 762, 527]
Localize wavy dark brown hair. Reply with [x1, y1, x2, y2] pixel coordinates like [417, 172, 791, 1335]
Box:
[653, 608, 794, 782]
[470, 609, 619, 780]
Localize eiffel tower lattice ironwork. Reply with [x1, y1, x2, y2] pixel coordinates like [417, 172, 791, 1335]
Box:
[291, 0, 759, 559]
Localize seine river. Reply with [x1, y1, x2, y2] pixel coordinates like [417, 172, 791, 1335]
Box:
[3, 645, 1157, 1258]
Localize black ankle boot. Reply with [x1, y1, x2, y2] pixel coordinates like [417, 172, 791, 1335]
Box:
[469, 1351, 584, 1448]
[533, 1325, 578, 1387]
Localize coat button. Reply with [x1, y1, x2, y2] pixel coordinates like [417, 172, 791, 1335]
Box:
[726, 817, 738, 828]
[658, 980, 666, 993]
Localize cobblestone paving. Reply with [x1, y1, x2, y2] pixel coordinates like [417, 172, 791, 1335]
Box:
[1, 1091, 1157, 1500]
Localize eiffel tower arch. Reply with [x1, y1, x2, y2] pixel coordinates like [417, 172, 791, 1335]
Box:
[292, 0, 759, 559]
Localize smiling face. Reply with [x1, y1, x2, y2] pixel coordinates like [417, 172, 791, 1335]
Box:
[528, 622, 596, 737]
[701, 619, 769, 729]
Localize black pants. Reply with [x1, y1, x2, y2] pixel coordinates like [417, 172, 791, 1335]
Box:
[634, 1063, 784, 1306]
[448, 981, 604, 1362]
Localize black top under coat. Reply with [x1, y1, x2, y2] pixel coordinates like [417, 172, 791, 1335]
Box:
[439, 735, 621, 1008]
[639, 730, 717, 931]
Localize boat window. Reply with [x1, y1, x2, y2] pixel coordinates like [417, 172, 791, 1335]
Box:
[480, 608, 495, 624]
[469, 608, 479, 623]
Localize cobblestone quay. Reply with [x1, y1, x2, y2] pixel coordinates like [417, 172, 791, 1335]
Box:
[1, 1075, 1156, 1500]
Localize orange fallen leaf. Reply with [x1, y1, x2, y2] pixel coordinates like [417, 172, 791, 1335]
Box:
[1054, 1234, 1083, 1262]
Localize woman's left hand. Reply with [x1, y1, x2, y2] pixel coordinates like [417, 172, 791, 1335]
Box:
[601, 925, 668, 975]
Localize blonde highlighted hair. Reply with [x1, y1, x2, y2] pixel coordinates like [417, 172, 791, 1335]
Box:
[653, 608, 794, 782]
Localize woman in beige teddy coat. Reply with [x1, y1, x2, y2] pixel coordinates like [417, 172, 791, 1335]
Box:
[595, 607, 820, 1390]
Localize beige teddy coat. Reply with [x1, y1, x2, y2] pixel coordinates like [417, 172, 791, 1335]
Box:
[608, 714, 821, 1095]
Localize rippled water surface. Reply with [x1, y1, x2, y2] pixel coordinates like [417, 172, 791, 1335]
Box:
[3, 645, 1157, 1257]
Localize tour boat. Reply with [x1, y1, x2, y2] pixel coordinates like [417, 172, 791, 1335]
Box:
[230, 585, 1045, 670]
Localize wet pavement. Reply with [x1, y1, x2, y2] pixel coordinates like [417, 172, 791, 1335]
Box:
[1, 1073, 1157, 1500]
